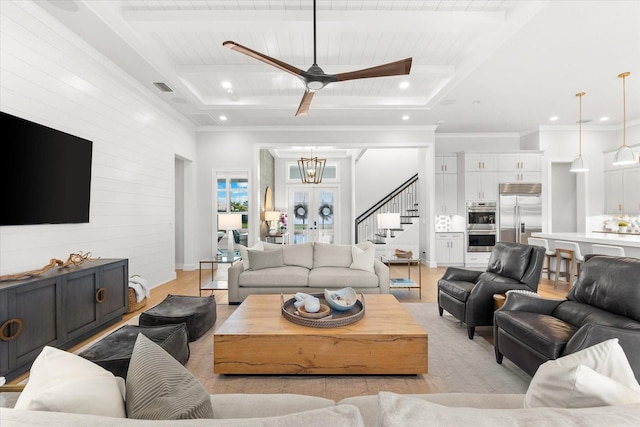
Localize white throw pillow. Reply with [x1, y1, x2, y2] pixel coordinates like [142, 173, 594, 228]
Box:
[350, 245, 375, 273]
[14, 346, 126, 418]
[237, 241, 264, 270]
[524, 339, 640, 408]
[377, 391, 640, 427]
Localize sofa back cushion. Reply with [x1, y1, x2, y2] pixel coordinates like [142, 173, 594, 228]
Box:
[247, 248, 285, 271]
[313, 243, 353, 268]
[282, 243, 313, 269]
[486, 242, 533, 282]
[568, 256, 640, 322]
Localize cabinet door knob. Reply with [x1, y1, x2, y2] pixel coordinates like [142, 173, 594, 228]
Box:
[95, 287, 109, 304]
[1, 318, 23, 341]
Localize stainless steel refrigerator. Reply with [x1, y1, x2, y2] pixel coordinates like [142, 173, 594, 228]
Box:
[499, 183, 542, 244]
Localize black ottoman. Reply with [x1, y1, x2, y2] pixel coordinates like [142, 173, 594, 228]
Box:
[78, 323, 189, 378]
[139, 294, 216, 341]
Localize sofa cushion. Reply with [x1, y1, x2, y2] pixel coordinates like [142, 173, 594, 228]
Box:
[377, 391, 640, 427]
[238, 266, 309, 287]
[248, 248, 284, 270]
[524, 339, 640, 408]
[282, 243, 313, 269]
[14, 346, 126, 418]
[313, 243, 352, 268]
[126, 334, 213, 419]
[495, 311, 577, 359]
[237, 242, 264, 270]
[486, 242, 533, 282]
[350, 244, 375, 273]
[308, 267, 379, 288]
[567, 256, 640, 322]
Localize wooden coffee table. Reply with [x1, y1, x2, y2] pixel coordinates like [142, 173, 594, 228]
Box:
[213, 294, 428, 375]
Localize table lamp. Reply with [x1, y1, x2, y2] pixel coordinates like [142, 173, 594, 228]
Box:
[218, 213, 242, 258]
[265, 211, 280, 235]
[377, 212, 401, 250]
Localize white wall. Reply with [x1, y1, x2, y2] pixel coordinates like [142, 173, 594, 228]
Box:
[0, 1, 196, 286]
[435, 134, 521, 153]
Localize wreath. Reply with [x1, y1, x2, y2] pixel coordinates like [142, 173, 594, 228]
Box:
[294, 203, 308, 220]
[318, 204, 333, 221]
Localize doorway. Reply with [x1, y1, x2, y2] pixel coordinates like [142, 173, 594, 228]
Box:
[287, 186, 339, 244]
[216, 172, 249, 249]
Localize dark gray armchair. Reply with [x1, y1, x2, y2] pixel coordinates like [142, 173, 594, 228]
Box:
[437, 242, 545, 339]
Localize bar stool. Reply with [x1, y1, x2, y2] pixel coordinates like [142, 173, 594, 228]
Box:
[527, 237, 556, 280]
[554, 241, 584, 288]
[591, 244, 625, 257]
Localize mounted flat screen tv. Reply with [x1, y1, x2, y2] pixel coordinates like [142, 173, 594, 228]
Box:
[1, 111, 93, 226]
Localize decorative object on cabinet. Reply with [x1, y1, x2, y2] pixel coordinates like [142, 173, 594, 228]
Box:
[570, 92, 589, 173]
[0, 252, 96, 282]
[613, 72, 636, 166]
[218, 213, 242, 256]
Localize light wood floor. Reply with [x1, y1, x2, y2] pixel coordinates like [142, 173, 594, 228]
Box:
[9, 264, 569, 385]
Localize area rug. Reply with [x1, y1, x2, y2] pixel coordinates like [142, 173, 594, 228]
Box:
[183, 302, 530, 401]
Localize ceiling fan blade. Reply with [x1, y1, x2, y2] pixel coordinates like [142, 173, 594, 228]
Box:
[223, 41, 303, 78]
[335, 58, 412, 82]
[295, 90, 315, 116]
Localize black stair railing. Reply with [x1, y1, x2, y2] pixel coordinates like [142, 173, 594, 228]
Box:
[355, 173, 419, 243]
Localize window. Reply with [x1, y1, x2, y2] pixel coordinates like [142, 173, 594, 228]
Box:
[287, 163, 338, 182]
[217, 176, 248, 228]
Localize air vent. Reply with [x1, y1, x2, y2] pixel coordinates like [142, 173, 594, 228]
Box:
[153, 82, 173, 92]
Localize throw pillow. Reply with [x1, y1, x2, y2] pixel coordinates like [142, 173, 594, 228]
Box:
[248, 248, 285, 270]
[126, 333, 213, 419]
[377, 391, 640, 427]
[237, 241, 264, 270]
[14, 346, 126, 418]
[350, 244, 375, 273]
[524, 338, 640, 408]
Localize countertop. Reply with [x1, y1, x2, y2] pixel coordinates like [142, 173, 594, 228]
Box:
[531, 232, 640, 248]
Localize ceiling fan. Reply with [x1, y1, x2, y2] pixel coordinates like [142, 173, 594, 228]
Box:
[223, 0, 412, 116]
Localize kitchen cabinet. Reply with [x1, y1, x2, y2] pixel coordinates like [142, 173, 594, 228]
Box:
[435, 233, 464, 266]
[0, 258, 128, 380]
[464, 153, 497, 172]
[604, 168, 640, 214]
[498, 171, 541, 183]
[435, 155, 458, 214]
[498, 153, 541, 172]
[435, 155, 457, 174]
[465, 171, 498, 201]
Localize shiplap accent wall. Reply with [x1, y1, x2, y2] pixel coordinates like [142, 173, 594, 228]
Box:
[0, 1, 196, 286]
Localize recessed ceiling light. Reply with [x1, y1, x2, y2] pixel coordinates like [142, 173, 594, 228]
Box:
[219, 115, 227, 121]
[227, 89, 234, 94]
[549, 116, 559, 121]
[399, 81, 410, 89]
[600, 117, 610, 121]
[402, 115, 410, 121]
[221, 81, 232, 89]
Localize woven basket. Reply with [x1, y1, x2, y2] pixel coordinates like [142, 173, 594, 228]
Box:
[126, 287, 147, 314]
[394, 249, 413, 259]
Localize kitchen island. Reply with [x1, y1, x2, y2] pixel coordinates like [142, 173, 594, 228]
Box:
[530, 232, 640, 259]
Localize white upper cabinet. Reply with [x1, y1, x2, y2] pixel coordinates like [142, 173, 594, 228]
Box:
[498, 153, 541, 172]
[464, 153, 497, 172]
[436, 155, 457, 174]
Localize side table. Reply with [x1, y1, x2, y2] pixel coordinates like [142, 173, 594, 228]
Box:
[199, 253, 241, 296]
[381, 255, 422, 299]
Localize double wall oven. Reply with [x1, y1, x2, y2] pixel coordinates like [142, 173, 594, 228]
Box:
[466, 202, 497, 252]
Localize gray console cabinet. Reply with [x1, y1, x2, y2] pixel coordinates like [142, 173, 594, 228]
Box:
[0, 258, 128, 380]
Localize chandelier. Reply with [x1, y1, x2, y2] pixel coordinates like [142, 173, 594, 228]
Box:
[297, 150, 326, 184]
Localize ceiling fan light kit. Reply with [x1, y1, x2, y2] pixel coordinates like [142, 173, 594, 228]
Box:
[570, 92, 588, 173]
[223, 0, 411, 116]
[613, 72, 637, 166]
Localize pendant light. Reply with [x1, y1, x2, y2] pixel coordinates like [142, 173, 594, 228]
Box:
[570, 92, 588, 172]
[613, 72, 637, 166]
[297, 149, 326, 184]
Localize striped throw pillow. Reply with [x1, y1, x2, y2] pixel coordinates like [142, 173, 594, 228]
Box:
[125, 333, 213, 419]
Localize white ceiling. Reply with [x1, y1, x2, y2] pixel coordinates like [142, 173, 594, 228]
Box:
[35, 0, 640, 133]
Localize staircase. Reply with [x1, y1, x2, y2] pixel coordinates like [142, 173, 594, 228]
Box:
[355, 174, 419, 245]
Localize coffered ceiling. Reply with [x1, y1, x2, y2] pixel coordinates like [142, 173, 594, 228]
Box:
[35, 0, 640, 133]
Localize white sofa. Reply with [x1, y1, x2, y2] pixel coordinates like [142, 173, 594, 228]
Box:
[228, 242, 390, 304]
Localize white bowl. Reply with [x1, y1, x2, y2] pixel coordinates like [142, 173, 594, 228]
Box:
[324, 287, 358, 311]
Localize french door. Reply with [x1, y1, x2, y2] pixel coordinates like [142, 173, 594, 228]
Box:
[287, 186, 339, 244]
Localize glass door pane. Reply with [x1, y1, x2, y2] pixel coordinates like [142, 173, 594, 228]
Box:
[288, 186, 338, 244]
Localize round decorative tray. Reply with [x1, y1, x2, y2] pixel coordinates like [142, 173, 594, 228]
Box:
[297, 304, 331, 319]
[281, 293, 365, 328]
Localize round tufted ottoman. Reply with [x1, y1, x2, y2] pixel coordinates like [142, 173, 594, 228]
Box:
[78, 323, 190, 378]
[139, 294, 217, 341]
